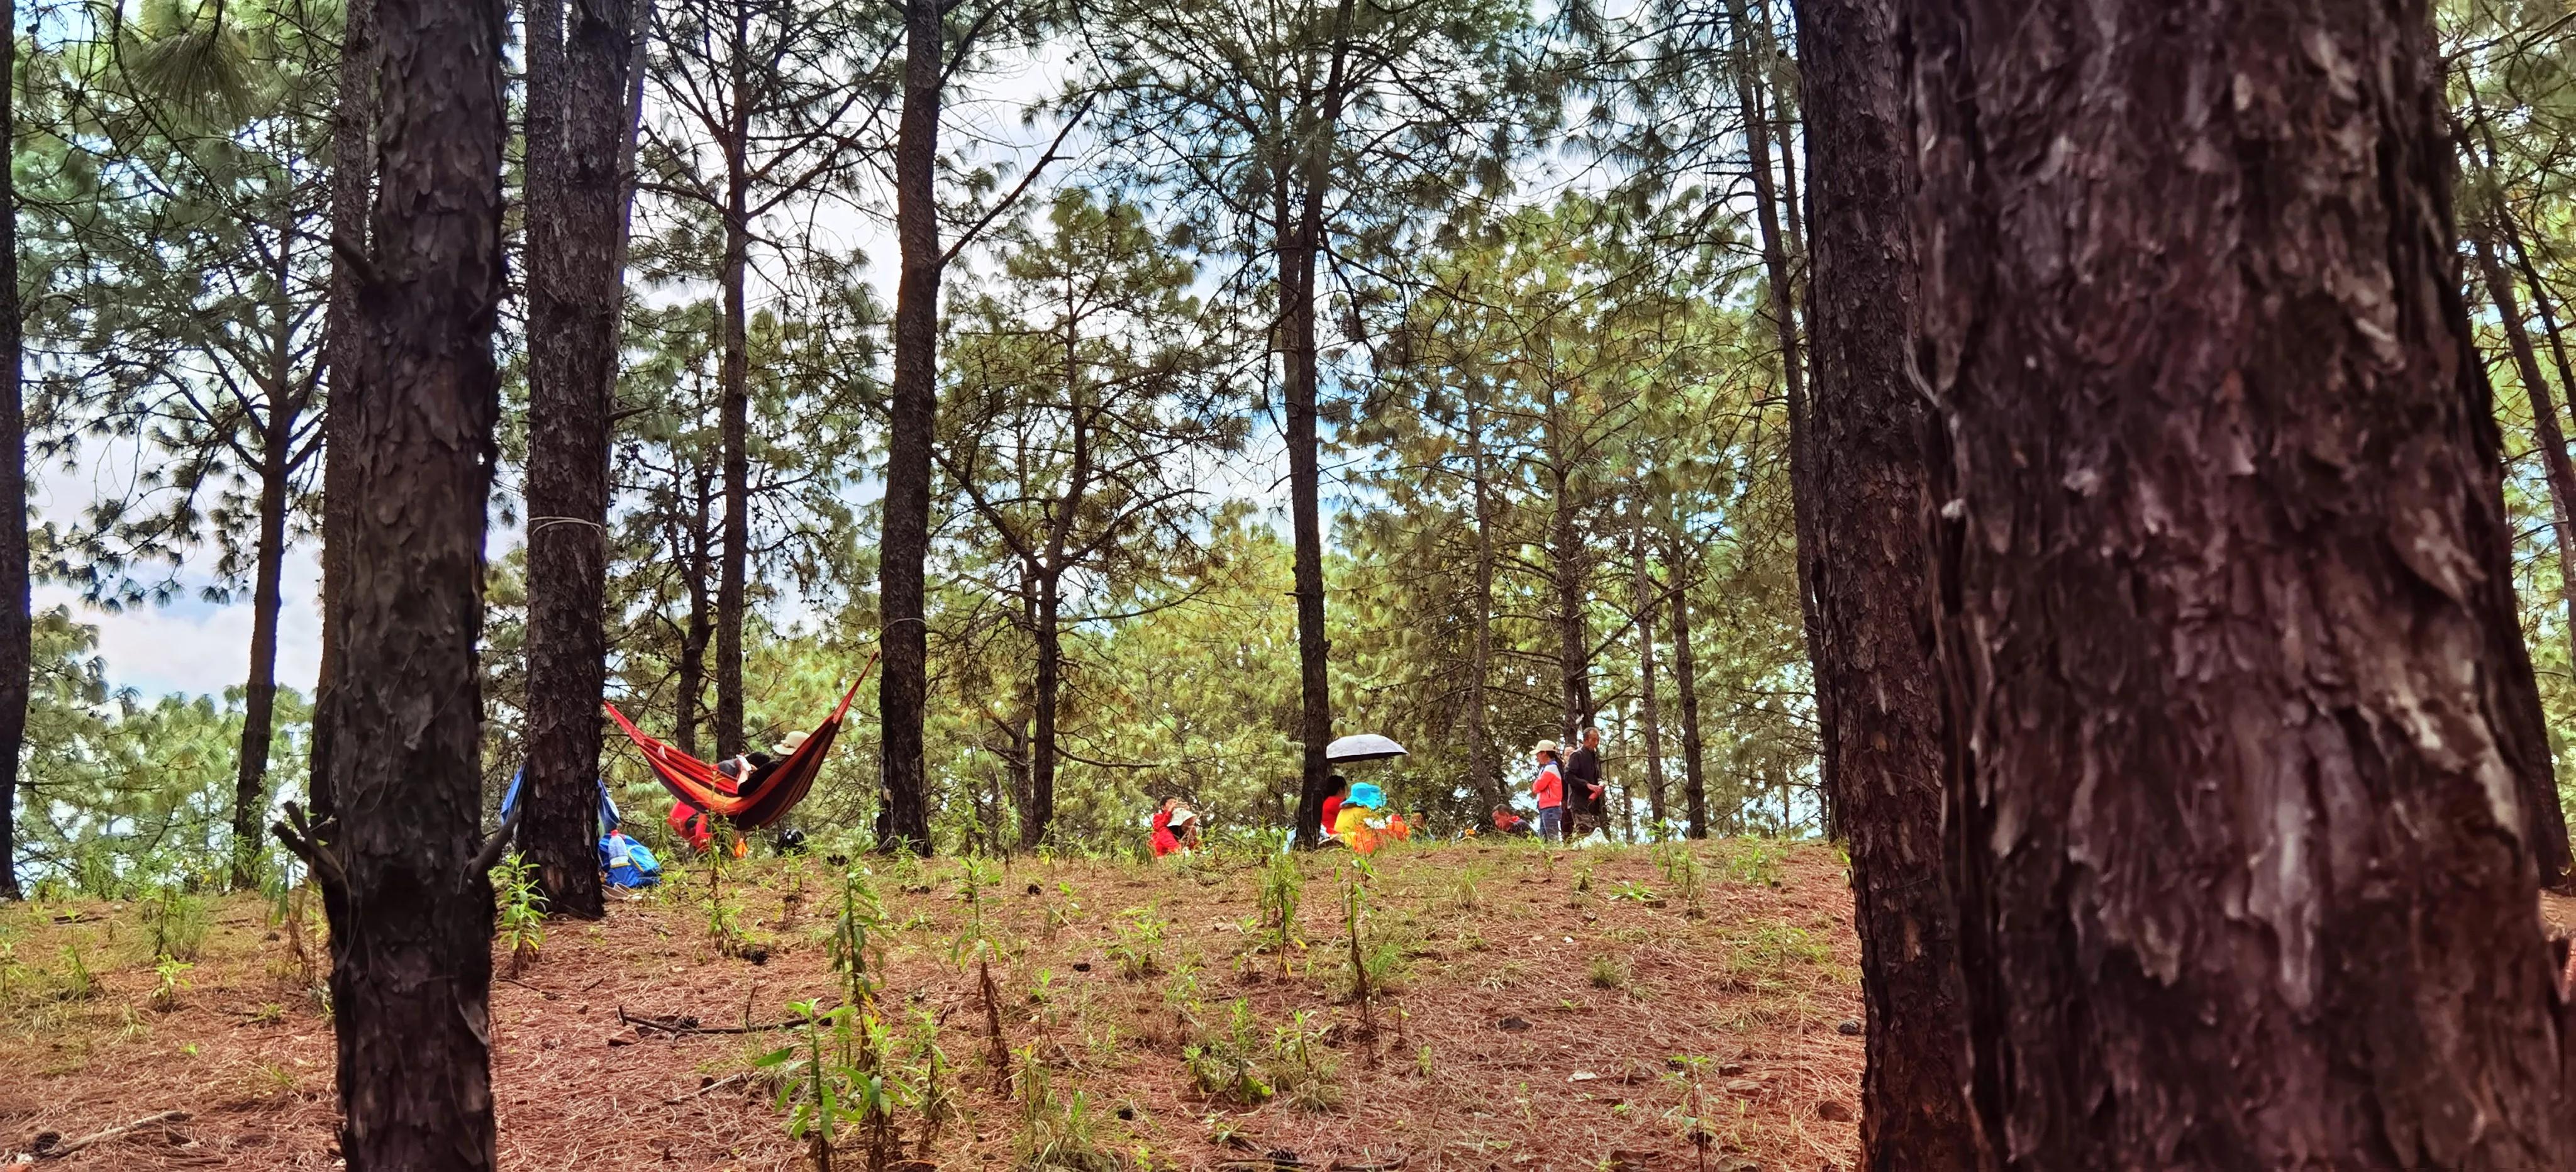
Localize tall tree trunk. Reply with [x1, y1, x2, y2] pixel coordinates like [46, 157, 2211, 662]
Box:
[714, 92, 751, 765]
[230, 415, 297, 890]
[1666, 548, 1709, 839]
[1549, 447, 1592, 734]
[310, 0, 375, 829]
[0, 0, 27, 902]
[875, 0, 943, 856]
[1906, 0, 2576, 1162]
[1284, 0, 1356, 850]
[320, 0, 506, 1154]
[1024, 579, 1060, 851]
[674, 468, 713, 756]
[523, 0, 640, 919]
[1731, 0, 1833, 839]
[1630, 504, 1666, 832]
[2470, 235, 2576, 892]
[1465, 390, 1500, 811]
[1797, 0, 1977, 1163]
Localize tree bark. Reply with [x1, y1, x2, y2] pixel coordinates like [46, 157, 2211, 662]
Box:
[1629, 503, 1666, 832]
[0, 0, 27, 902]
[714, 35, 752, 765]
[1730, 0, 1831, 839]
[310, 0, 376, 831]
[230, 412, 298, 890]
[1024, 580, 1060, 851]
[1904, 0, 2576, 1162]
[1548, 424, 1592, 737]
[1796, 0, 1977, 1163]
[1665, 546, 1708, 839]
[522, 0, 640, 920]
[2470, 235, 2576, 892]
[875, 0, 943, 856]
[1465, 388, 1501, 812]
[1283, 0, 1356, 850]
[321, 0, 506, 1156]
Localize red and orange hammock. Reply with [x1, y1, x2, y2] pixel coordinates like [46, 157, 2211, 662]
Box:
[603, 657, 875, 830]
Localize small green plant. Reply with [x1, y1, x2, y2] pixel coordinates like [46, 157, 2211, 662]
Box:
[1587, 954, 1628, 990]
[1041, 880, 1081, 937]
[250, 1001, 287, 1026]
[1013, 1044, 1116, 1171]
[1253, 832, 1302, 976]
[1724, 840, 1785, 888]
[1661, 842, 1707, 919]
[904, 1004, 957, 1154]
[1449, 863, 1491, 911]
[829, 866, 886, 1013]
[59, 944, 96, 1001]
[1182, 998, 1274, 1104]
[1609, 880, 1662, 904]
[1266, 1009, 1342, 1112]
[151, 956, 196, 1009]
[757, 1000, 863, 1171]
[142, 885, 211, 962]
[1108, 907, 1167, 980]
[1664, 1054, 1718, 1172]
[1414, 1043, 1436, 1078]
[492, 853, 548, 975]
[1572, 859, 1596, 895]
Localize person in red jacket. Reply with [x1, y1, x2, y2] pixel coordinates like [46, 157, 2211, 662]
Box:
[1318, 775, 1350, 841]
[1530, 741, 1565, 841]
[1150, 796, 1182, 856]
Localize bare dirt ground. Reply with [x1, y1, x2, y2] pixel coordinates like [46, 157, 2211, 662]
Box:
[0, 839, 1868, 1170]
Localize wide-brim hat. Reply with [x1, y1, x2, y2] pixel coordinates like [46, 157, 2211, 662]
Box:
[773, 729, 809, 756]
[1348, 782, 1385, 809]
[1532, 739, 1560, 756]
[1171, 808, 1198, 827]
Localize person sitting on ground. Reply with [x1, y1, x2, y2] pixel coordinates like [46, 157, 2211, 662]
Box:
[1530, 741, 1565, 841]
[1170, 807, 1203, 854]
[1318, 775, 1351, 841]
[1336, 783, 1399, 854]
[1492, 804, 1531, 836]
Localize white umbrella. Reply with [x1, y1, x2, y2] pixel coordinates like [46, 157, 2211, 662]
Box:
[1324, 733, 1408, 763]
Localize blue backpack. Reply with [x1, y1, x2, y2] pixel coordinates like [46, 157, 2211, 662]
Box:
[602, 831, 662, 888]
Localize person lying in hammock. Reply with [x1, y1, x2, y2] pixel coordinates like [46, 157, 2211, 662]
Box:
[721, 730, 811, 801]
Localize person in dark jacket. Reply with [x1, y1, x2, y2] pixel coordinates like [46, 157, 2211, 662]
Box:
[1565, 726, 1606, 840]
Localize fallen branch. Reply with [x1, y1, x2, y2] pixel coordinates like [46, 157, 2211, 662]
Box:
[616, 1006, 801, 1036]
[499, 976, 555, 1000]
[16, 1110, 190, 1162]
[661, 1072, 752, 1104]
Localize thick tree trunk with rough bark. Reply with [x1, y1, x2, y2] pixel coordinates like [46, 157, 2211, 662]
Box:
[714, 182, 750, 765]
[318, 0, 506, 1156]
[1283, 201, 1334, 848]
[1796, 0, 1977, 1163]
[0, 0, 26, 902]
[1905, 0, 2576, 1162]
[1665, 547, 1708, 839]
[521, 0, 640, 920]
[875, 0, 942, 856]
[310, 0, 375, 830]
[230, 417, 297, 890]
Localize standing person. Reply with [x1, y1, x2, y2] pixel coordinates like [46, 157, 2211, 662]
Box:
[1150, 795, 1182, 858]
[1530, 741, 1565, 842]
[1566, 726, 1606, 842]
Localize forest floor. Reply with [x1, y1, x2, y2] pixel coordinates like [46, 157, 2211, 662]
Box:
[6, 843, 2575, 1170]
[0, 837, 1865, 1171]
